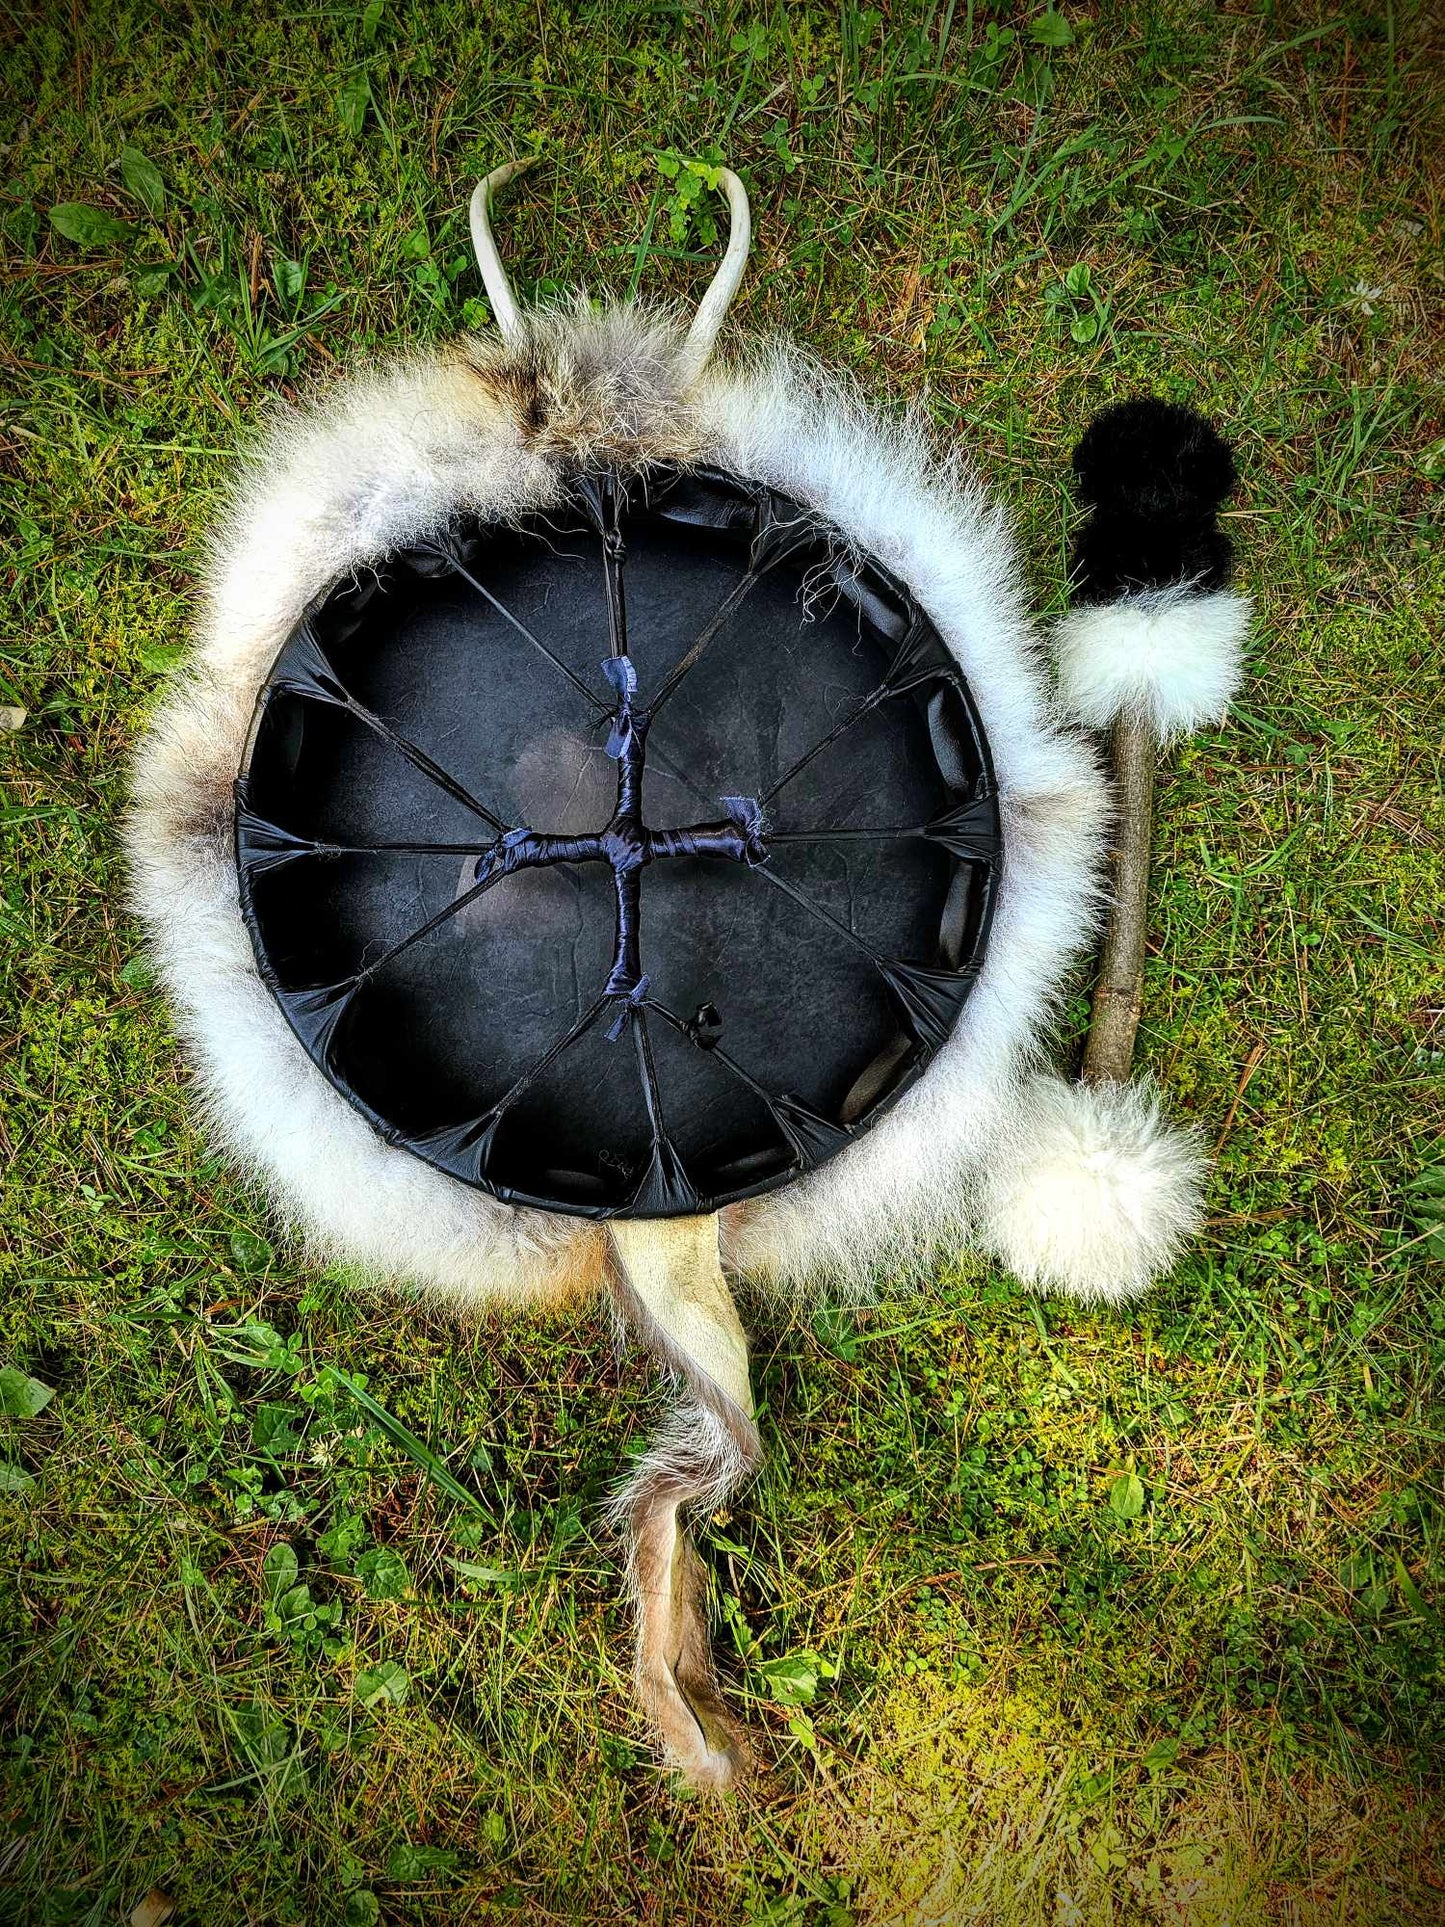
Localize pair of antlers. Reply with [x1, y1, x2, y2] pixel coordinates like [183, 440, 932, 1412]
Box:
[469, 157, 752, 386]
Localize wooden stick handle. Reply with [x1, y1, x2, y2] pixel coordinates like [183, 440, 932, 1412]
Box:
[1081, 712, 1156, 1086]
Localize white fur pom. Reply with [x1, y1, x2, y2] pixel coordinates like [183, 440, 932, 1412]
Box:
[1052, 586, 1250, 742]
[974, 1074, 1207, 1304]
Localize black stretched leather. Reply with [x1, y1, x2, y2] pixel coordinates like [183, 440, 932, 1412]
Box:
[236, 465, 1002, 1217]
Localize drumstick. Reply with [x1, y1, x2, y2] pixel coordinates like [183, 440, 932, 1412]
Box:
[973, 400, 1251, 1303]
[1056, 398, 1250, 1087]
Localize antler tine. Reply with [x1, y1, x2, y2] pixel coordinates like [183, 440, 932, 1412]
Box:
[468, 157, 537, 347]
[677, 167, 752, 383]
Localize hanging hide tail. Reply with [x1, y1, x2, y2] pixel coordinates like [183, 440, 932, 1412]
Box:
[975, 398, 1251, 1303]
[606, 1213, 760, 1789]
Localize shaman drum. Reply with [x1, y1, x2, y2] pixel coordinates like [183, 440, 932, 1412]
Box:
[130, 160, 1242, 1786]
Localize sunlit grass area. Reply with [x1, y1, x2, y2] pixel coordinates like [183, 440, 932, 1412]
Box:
[2, 2, 1443, 1921]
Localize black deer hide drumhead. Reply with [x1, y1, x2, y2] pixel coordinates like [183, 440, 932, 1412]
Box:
[236, 465, 1002, 1217]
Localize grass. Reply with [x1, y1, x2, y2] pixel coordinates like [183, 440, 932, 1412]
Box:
[2, 0, 1444, 1920]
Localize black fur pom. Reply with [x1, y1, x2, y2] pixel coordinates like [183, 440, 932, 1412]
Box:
[1072, 398, 1235, 519]
[1069, 397, 1238, 603]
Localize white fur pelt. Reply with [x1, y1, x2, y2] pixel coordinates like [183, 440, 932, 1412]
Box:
[973, 1074, 1206, 1303]
[1051, 584, 1250, 742]
[127, 298, 1202, 1310]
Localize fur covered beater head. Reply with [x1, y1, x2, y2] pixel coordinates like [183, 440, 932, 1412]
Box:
[127, 161, 1249, 1788]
